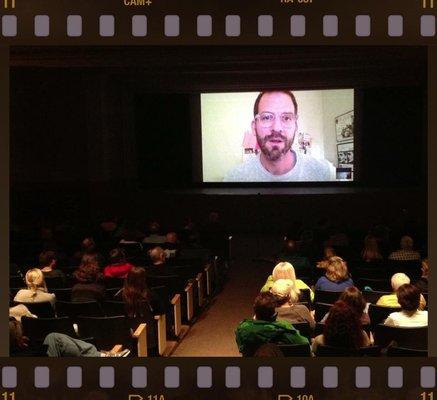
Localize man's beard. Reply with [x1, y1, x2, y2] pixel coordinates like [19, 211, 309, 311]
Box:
[256, 131, 294, 161]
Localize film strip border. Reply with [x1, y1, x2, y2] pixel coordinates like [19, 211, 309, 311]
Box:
[0, 4, 436, 44]
[1, 359, 437, 395]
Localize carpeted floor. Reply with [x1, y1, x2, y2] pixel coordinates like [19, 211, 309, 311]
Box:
[171, 234, 281, 357]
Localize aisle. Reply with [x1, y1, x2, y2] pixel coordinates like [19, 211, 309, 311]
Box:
[171, 234, 280, 357]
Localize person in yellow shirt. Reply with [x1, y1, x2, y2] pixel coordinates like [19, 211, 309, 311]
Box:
[377, 272, 426, 310]
[261, 261, 314, 302]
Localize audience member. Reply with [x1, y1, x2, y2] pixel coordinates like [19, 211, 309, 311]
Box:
[9, 304, 36, 322]
[121, 266, 165, 356]
[43, 332, 130, 357]
[162, 232, 179, 259]
[388, 235, 421, 261]
[361, 235, 383, 263]
[277, 239, 311, 273]
[235, 292, 309, 357]
[270, 279, 315, 329]
[312, 300, 371, 353]
[71, 237, 105, 267]
[415, 258, 429, 293]
[321, 286, 370, 325]
[384, 284, 428, 327]
[261, 262, 313, 301]
[103, 248, 133, 279]
[14, 268, 56, 307]
[39, 250, 66, 284]
[71, 255, 105, 302]
[314, 256, 354, 291]
[142, 221, 166, 244]
[147, 246, 173, 276]
[9, 317, 44, 357]
[377, 272, 426, 310]
[316, 246, 336, 269]
[253, 343, 285, 357]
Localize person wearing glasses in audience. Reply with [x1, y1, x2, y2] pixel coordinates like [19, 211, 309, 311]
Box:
[223, 90, 335, 182]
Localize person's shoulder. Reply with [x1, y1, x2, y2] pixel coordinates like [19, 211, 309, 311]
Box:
[297, 153, 335, 180]
[223, 156, 260, 182]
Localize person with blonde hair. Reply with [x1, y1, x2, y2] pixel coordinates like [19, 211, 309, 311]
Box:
[315, 256, 354, 291]
[261, 262, 313, 301]
[14, 268, 56, 307]
[377, 272, 426, 309]
[271, 279, 315, 329]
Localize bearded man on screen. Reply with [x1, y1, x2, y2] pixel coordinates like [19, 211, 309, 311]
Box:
[223, 90, 335, 182]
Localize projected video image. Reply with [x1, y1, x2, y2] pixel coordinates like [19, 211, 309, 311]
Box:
[201, 89, 354, 183]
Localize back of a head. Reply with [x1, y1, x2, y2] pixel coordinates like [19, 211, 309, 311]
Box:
[25, 268, 46, 292]
[125, 266, 146, 291]
[81, 237, 96, 252]
[272, 262, 296, 282]
[339, 286, 366, 316]
[421, 258, 429, 277]
[400, 235, 414, 250]
[253, 342, 284, 357]
[362, 235, 382, 261]
[149, 246, 165, 264]
[283, 239, 297, 255]
[39, 250, 57, 268]
[396, 283, 420, 311]
[74, 262, 101, 284]
[253, 292, 277, 322]
[109, 248, 126, 265]
[123, 266, 149, 314]
[391, 272, 410, 291]
[326, 256, 348, 282]
[270, 279, 299, 305]
[324, 300, 363, 349]
[149, 221, 161, 234]
[166, 232, 178, 244]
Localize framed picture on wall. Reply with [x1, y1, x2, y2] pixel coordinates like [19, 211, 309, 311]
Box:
[337, 141, 354, 166]
[335, 110, 354, 142]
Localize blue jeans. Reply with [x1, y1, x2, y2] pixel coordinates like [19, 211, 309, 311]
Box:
[43, 333, 101, 357]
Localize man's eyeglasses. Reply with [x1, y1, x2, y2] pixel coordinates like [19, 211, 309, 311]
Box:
[255, 112, 297, 128]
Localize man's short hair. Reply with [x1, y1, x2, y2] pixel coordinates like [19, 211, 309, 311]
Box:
[109, 248, 126, 264]
[253, 90, 298, 117]
[149, 246, 165, 264]
[396, 283, 420, 311]
[39, 250, 56, 267]
[400, 235, 414, 250]
[391, 272, 410, 291]
[253, 292, 277, 321]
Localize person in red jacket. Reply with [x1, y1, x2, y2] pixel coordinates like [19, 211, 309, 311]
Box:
[103, 248, 133, 279]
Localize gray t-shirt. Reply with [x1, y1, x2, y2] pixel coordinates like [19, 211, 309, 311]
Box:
[223, 151, 335, 182]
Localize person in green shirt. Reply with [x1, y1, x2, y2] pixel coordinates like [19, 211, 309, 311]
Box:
[235, 291, 309, 357]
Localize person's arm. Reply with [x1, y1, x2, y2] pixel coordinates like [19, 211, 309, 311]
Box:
[383, 316, 395, 326]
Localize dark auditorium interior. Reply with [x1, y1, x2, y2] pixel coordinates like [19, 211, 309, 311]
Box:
[8, 46, 429, 357]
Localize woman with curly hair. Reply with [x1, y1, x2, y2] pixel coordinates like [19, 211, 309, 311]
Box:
[312, 300, 371, 354]
[315, 256, 354, 291]
[71, 254, 105, 302]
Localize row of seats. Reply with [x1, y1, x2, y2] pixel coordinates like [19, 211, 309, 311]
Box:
[13, 258, 226, 357]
